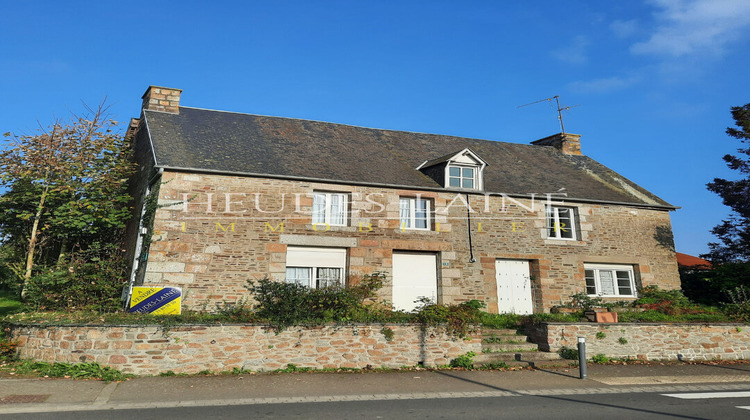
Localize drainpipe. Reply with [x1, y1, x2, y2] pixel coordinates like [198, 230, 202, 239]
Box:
[123, 167, 163, 309]
[466, 193, 476, 263]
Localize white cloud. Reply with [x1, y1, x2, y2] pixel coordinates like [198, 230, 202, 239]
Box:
[632, 0, 750, 57]
[567, 75, 642, 94]
[550, 35, 590, 65]
[610, 19, 639, 38]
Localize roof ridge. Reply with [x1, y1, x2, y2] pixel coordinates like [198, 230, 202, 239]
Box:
[174, 106, 523, 146]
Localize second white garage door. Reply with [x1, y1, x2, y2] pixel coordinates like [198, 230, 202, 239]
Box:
[392, 252, 438, 312]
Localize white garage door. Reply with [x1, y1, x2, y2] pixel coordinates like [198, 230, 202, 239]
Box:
[392, 252, 438, 312]
[495, 259, 533, 314]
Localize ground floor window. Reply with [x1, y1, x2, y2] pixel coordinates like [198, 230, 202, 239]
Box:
[285, 246, 346, 288]
[584, 264, 636, 297]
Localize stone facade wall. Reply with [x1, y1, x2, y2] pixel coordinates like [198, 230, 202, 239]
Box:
[140, 170, 680, 312]
[9, 324, 481, 375]
[526, 323, 750, 361]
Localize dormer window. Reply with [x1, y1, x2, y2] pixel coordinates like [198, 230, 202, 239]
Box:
[449, 166, 476, 189]
[417, 148, 487, 191]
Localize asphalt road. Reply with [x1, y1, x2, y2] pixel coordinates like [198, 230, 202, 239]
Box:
[3, 390, 750, 419]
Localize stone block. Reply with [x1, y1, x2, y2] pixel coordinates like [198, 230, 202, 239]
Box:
[146, 262, 186, 273]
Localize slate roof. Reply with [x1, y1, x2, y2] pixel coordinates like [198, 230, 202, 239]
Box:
[143, 106, 675, 209]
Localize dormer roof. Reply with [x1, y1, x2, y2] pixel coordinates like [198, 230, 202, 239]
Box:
[417, 148, 487, 170]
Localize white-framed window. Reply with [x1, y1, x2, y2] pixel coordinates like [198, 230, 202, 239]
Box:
[547, 206, 577, 240]
[285, 267, 344, 288]
[448, 165, 477, 189]
[399, 197, 431, 230]
[312, 192, 347, 226]
[585, 264, 637, 297]
[285, 247, 346, 289]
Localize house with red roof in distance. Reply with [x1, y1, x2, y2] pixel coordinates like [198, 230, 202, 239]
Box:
[675, 253, 712, 270]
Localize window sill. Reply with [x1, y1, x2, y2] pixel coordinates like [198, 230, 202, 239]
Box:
[396, 229, 439, 234]
[444, 187, 484, 193]
[544, 238, 586, 246]
[308, 225, 357, 233]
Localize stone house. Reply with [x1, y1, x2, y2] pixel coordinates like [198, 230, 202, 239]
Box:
[124, 86, 680, 314]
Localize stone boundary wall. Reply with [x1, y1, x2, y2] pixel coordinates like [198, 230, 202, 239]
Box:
[8, 324, 481, 375]
[526, 323, 750, 361]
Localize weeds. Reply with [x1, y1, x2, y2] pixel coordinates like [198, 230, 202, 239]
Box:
[479, 362, 511, 369]
[380, 326, 395, 342]
[449, 351, 476, 368]
[559, 346, 579, 360]
[5, 360, 129, 381]
[273, 363, 312, 373]
[591, 354, 611, 364]
[479, 312, 521, 329]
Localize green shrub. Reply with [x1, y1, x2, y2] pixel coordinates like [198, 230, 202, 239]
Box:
[247, 272, 386, 332]
[462, 299, 486, 310]
[568, 293, 604, 310]
[23, 243, 126, 312]
[214, 298, 257, 323]
[0, 339, 18, 361]
[634, 285, 691, 314]
[414, 299, 481, 337]
[723, 286, 750, 322]
[449, 351, 476, 368]
[595, 331, 606, 339]
[380, 326, 395, 342]
[559, 346, 579, 360]
[480, 312, 521, 329]
[480, 362, 510, 369]
[527, 312, 582, 323]
[591, 354, 610, 364]
[12, 361, 128, 381]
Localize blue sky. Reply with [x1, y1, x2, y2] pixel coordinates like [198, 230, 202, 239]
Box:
[2, 0, 749, 256]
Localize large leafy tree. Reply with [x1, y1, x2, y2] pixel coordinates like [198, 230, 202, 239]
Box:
[0, 103, 134, 296]
[706, 103, 750, 263]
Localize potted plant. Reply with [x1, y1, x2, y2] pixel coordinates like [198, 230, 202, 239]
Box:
[569, 293, 618, 323]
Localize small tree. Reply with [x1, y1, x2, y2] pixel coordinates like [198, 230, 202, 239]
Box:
[706, 103, 750, 263]
[0, 103, 134, 296]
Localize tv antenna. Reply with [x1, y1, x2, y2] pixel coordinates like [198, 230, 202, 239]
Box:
[517, 95, 579, 134]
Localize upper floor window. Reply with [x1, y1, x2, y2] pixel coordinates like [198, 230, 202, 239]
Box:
[416, 148, 486, 191]
[399, 197, 431, 230]
[448, 166, 476, 189]
[547, 206, 577, 240]
[585, 264, 636, 297]
[312, 192, 347, 226]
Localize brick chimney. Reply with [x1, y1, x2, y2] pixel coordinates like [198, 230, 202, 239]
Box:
[141, 86, 182, 114]
[530, 133, 582, 156]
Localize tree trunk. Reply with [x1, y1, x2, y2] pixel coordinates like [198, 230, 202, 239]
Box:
[21, 185, 49, 298]
[56, 238, 68, 266]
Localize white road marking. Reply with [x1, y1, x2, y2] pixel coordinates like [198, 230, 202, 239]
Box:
[662, 391, 750, 399]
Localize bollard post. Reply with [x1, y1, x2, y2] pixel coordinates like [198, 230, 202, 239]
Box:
[577, 336, 587, 379]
